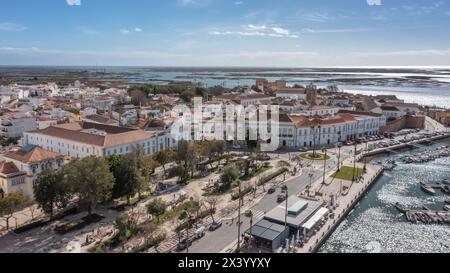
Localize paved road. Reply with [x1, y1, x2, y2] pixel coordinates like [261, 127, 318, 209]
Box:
[184, 152, 347, 253]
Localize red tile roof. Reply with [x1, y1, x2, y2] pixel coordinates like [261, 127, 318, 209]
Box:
[0, 161, 21, 175]
[4, 147, 64, 163]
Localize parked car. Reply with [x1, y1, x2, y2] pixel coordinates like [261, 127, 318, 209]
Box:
[195, 227, 206, 238]
[177, 238, 193, 251]
[268, 187, 276, 194]
[298, 147, 308, 152]
[277, 194, 286, 203]
[209, 221, 223, 231]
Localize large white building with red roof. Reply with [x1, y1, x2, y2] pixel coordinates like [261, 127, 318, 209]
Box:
[283, 111, 386, 148]
[0, 145, 65, 199]
[22, 121, 176, 159]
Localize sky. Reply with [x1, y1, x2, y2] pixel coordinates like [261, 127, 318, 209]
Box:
[0, 0, 450, 67]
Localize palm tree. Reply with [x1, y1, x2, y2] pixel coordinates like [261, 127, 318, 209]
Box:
[178, 210, 190, 253]
[322, 147, 327, 184]
[337, 131, 342, 171]
[281, 185, 288, 231]
[310, 125, 317, 157]
[277, 161, 291, 181]
[233, 180, 243, 252]
[244, 210, 254, 247]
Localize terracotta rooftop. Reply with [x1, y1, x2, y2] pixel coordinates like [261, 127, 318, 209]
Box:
[288, 114, 356, 128]
[4, 146, 64, 164]
[29, 123, 155, 148]
[0, 161, 21, 175]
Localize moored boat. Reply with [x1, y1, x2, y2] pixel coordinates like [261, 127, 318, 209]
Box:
[421, 185, 436, 195]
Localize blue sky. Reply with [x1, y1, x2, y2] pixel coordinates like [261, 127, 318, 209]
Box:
[0, 0, 450, 66]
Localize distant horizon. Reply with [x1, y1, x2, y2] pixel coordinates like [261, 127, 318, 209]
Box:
[1, 65, 450, 70]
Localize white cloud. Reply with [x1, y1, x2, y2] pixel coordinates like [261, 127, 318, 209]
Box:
[352, 48, 450, 57]
[302, 28, 373, 34]
[3, 46, 450, 67]
[247, 24, 267, 31]
[367, 0, 381, 6]
[120, 27, 143, 34]
[78, 27, 99, 35]
[235, 1, 244, 5]
[177, 0, 211, 7]
[302, 12, 336, 22]
[119, 28, 131, 35]
[66, 0, 81, 6]
[210, 24, 299, 39]
[0, 22, 27, 32]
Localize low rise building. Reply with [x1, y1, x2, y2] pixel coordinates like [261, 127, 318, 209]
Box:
[0, 112, 37, 139]
[23, 122, 176, 158]
[0, 145, 64, 199]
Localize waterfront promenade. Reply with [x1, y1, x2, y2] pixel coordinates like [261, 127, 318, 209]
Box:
[294, 161, 384, 253]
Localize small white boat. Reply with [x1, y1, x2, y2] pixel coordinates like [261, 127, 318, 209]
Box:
[421, 185, 436, 195]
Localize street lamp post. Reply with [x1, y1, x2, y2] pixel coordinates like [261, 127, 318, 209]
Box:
[352, 141, 358, 183]
[364, 134, 369, 172]
[322, 147, 327, 184]
[318, 126, 322, 154]
[281, 185, 288, 233]
[236, 180, 242, 252]
[311, 125, 317, 157]
[337, 131, 342, 171]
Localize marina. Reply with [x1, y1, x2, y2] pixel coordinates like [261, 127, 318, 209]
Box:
[403, 209, 450, 225]
[420, 181, 450, 195]
[320, 138, 450, 253]
[402, 145, 450, 164]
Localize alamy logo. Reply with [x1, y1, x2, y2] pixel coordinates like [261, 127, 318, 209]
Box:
[170, 98, 280, 152]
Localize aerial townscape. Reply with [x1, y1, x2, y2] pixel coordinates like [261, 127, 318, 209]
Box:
[0, 71, 449, 254]
[0, 0, 450, 257]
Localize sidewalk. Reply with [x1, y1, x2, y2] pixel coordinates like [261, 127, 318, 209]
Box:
[295, 162, 383, 253]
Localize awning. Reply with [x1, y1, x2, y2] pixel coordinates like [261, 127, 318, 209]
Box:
[301, 207, 329, 231]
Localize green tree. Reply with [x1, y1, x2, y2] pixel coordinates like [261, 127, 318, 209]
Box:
[0, 192, 28, 230]
[33, 167, 71, 220]
[199, 140, 227, 168]
[277, 161, 291, 181]
[205, 196, 218, 223]
[153, 149, 174, 178]
[140, 156, 158, 181]
[66, 156, 115, 218]
[175, 141, 198, 184]
[147, 198, 167, 223]
[180, 90, 196, 103]
[115, 213, 139, 242]
[185, 197, 201, 229]
[245, 210, 254, 246]
[108, 154, 143, 204]
[106, 155, 125, 199]
[219, 164, 240, 192]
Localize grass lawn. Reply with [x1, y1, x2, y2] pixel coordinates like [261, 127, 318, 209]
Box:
[332, 166, 364, 181]
[299, 152, 331, 161]
[241, 165, 271, 181]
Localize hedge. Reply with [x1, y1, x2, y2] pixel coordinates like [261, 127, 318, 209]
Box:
[130, 234, 167, 253]
[258, 168, 289, 186]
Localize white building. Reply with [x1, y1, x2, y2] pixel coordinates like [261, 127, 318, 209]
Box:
[371, 106, 404, 119]
[275, 88, 307, 101]
[0, 112, 37, 138]
[298, 105, 340, 117]
[0, 145, 64, 199]
[23, 122, 176, 159]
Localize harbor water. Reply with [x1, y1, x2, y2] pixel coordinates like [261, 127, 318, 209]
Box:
[319, 139, 450, 253]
